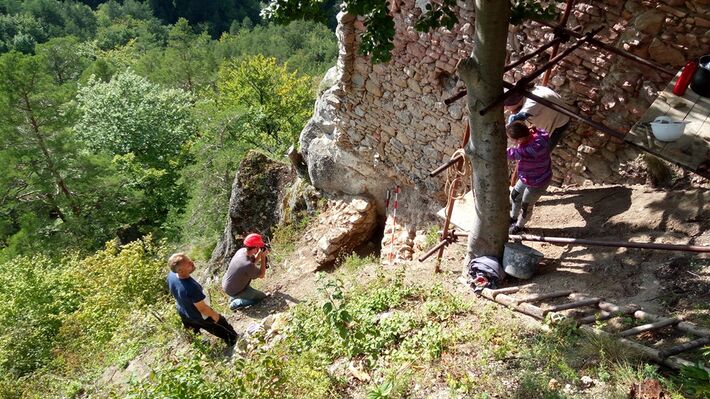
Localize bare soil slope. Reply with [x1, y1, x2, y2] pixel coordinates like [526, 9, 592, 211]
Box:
[227, 184, 710, 334]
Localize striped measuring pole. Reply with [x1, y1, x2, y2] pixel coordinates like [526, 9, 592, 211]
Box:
[388, 185, 400, 264]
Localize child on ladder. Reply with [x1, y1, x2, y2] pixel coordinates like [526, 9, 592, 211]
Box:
[506, 121, 552, 235]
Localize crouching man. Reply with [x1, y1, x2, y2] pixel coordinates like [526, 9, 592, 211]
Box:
[167, 253, 238, 346]
[222, 233, 269, 310]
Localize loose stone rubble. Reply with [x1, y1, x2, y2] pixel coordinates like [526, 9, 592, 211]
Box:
[305, 196, 378, 268]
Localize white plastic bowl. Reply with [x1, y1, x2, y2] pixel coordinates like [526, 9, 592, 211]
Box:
[650, 116, 689, 142]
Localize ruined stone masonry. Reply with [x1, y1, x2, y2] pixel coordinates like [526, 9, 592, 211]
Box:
[299, 0, 710, 261]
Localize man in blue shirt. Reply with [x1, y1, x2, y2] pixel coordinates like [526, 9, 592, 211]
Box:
[167, 253, 238, 346]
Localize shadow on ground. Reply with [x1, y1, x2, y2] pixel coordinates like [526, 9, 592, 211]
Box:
[235, 291, 301, 319]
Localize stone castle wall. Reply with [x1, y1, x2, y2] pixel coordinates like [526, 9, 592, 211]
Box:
[299, 0, 710, 238]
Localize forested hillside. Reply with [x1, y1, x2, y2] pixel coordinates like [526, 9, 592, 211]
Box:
[0, 1, 336, 396]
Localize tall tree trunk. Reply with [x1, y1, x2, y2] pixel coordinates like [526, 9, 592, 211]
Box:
[22, 94, 81, 217]
[457, 0, 511, 260]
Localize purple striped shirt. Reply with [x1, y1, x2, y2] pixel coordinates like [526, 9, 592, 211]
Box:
[506, 129, 552, 187]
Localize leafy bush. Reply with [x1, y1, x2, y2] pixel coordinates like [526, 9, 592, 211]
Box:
[339, 253, 378, 273]
[678, 356, 710, 397]
[0, 255, 78, 377]
[129, 350, 238, 399]
[54, 237, 168, 370]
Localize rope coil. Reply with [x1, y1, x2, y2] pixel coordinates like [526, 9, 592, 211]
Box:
[445, 149, 471, 201]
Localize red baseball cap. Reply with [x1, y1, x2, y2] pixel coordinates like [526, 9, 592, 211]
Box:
[243, 233, 265, 248]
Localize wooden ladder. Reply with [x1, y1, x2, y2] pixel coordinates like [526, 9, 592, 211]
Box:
[479, 285, 710, 372]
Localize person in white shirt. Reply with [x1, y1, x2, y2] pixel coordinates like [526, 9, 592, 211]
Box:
[504, 86, 571, 150]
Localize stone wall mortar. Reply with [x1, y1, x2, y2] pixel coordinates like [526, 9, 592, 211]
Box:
[301, 0, 709, 231]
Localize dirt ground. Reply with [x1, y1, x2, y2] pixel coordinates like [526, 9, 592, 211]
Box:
[226, 184, 710, 340]
[511, 184, 710, 320]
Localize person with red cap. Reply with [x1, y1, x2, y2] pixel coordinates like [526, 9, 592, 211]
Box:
[222, 233, 270, 310]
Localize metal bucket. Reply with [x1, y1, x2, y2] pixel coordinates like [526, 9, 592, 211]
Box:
[503, 243, 543, 279]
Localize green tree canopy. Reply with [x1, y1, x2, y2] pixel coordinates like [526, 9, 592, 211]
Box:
[134, 18, 217, 93]
[0, 13, 47, 53]
[75, 69, 198, 238]
[0, 51, 81, 227]
[216, 20, 337, 76]
[216, 54, 313, 159]
[76, 69, 196, 165]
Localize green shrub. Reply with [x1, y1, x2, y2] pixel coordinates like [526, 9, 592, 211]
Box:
[0, 255, 78, 377]
[54, 236, 168, 371]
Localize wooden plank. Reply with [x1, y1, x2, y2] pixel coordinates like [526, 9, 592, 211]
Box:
[683, 100, 710, 136]
[660, 337, 710, 358]
[624, 65, 710, 178]
[663, 94, 696, 120]
[618, 318, 679, 337]
[662, 138, 706, 169]
[627, 123, 668, 152]
[641, 98, 673, 123]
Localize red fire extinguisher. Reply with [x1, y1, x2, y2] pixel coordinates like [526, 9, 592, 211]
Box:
[673, 59, 698, 96]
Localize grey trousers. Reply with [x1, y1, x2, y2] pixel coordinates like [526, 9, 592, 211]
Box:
[510, 178, 550, 228]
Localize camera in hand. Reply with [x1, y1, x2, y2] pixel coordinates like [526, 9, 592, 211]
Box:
[263, 243, 271, 269]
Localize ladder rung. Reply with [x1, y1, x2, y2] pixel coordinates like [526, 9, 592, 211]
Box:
[618, 318, 679, 337]
[543, 298, 600, 314]
[513, 290, 573, 304]
[660, 337, 710, 358]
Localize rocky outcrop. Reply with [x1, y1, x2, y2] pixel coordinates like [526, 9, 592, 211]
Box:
[279, 177, 321, 226]
[208, 152, 292, 275]
[304, 195, 378, 268]
[299, 0, 709, 254]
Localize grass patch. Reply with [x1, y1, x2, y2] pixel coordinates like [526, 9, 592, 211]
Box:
[270, 212, 315, 265]
[339, 253, 378, 274]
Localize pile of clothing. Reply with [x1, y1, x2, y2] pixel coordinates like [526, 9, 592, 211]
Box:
[466, 256, 505, 295]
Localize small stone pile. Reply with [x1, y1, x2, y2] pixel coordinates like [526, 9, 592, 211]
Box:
[380, 215, 416, 263]
[305, 195, 378, 268]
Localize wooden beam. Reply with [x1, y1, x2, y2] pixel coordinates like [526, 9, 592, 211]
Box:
[543, 298, 600, 315]
[513, 290, 573, 304]
[618, 318, 679, 337]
